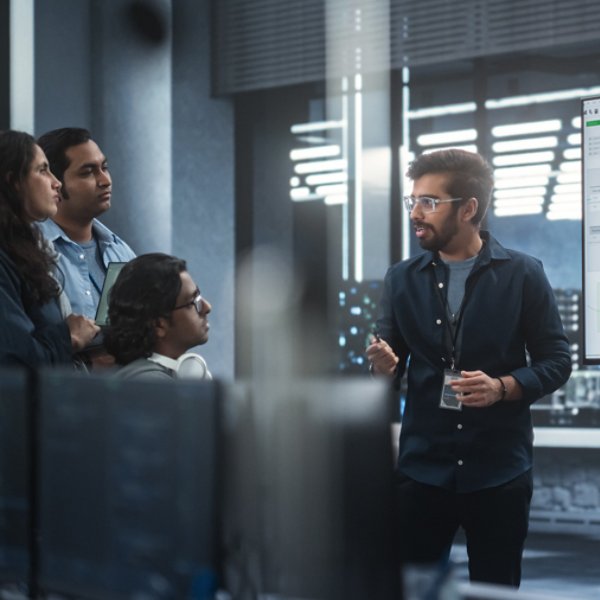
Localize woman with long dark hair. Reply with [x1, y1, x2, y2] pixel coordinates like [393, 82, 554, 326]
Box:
[0, 130, 99, 367]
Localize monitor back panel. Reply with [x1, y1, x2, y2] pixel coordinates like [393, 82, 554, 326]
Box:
[37, 371, 220, 600]
[0, 370, 30, 590]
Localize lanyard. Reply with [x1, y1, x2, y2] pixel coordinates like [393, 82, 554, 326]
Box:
[432, 266, 468, 371]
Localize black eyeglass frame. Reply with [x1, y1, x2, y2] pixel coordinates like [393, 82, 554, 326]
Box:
[173, 289, 204, 315]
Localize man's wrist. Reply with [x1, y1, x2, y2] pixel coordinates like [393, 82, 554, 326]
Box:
[496, 376, 507, 402]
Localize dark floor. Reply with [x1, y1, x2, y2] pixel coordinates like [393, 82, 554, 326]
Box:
[450, 530, 600, 599]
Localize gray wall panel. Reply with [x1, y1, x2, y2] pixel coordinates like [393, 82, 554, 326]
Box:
[172, 0, 235, 378]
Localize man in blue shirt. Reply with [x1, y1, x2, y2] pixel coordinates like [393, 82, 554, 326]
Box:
[366, 149, 571, 587]
[37, 128, 136, 318]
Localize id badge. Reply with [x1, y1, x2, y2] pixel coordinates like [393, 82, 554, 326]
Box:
[440, 369, 463, 411]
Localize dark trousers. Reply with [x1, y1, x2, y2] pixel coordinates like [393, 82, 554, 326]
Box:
[395, 470, 533, 587]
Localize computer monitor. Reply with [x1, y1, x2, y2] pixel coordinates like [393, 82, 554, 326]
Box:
[0, 369, 30, 591]
[222, 378, 401, 600]
[36, 370, 221, 600]
[582, 95, 600, 363]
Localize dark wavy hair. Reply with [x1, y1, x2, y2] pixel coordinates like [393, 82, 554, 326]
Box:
[104, 253, 187, 365]
[407, 149, 494, 225]
[37, 127, 92, 185]
[0, 130, 60, 304]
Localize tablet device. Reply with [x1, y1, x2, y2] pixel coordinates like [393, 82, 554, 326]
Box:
[82, 262, 127, 352]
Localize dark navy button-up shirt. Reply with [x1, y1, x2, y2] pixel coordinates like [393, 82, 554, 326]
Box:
[377, 232, 572, 493]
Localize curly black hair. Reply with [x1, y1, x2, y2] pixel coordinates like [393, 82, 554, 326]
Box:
[104, 253, 187, 365]
[0, 130, 60, 305]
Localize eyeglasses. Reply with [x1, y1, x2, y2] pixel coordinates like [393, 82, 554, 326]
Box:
[173, 289, 205, 315]
[403, 195, 463, 213]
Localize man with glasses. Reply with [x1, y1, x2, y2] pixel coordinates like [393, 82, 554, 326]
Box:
[366, 149, 571, 587]
[104, 253, 212, 380]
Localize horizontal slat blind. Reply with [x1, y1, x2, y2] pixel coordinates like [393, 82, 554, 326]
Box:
[214, 0, 600, 95]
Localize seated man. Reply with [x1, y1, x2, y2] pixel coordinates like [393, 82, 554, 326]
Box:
[37, 128, 135, 318]
[104, 253, 212, 380]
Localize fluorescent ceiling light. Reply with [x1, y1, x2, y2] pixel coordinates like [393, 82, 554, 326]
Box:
[306, 172, 348, 185]
[294, 158, 347, 174]
[495, 164, 552, 178]
[494, 176, 550, 189]
[554, 183, 581, 195]
[417, 129, 477, 147]
[408, 102, 476, 120]
[556, 172, 581, 184]
[291, 120, 344, 134]
[495, 205, 543, 216]
[290, 145, 341, 161]
[492, 136, 558, 153]
[290, 187, 322, 201]
[572, 116, 582, 129]
[559, 161, 581, 172]
[486, 86, 600, 109]
[315, 183, 347, 196]
[491, 120, 561, 138]
[567, 133, 582, 146]
[551, 193, 581, 204]
[493, 151, 554, 167]
[494, 197, 544, 208]
[563, 148, 582, 160]
[547, 203, 582, 218]
[494, 186, 547, 199]
[547, 210, 581, 221]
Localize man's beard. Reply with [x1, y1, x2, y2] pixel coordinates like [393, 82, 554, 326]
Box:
[417, 213, 459, 253]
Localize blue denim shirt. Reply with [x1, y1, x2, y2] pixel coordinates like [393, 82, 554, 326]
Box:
[37, 219, 136, 318]
[377, 232, 572, 493]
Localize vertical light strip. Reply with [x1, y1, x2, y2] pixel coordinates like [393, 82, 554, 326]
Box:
[354, 73, 363, 282]
[341, 77, 349, 281]
[401, 66, 411, 260]
[9, 0, 35, 132]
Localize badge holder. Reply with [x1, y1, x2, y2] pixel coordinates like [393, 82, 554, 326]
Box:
[440, 369, 463, 411]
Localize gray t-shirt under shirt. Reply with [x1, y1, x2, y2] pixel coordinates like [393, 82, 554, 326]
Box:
[442, 254, 478, 363]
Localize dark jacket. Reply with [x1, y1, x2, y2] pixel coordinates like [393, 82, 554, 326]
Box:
[0, 247, 72, 368]
[377, 232, 572, 492]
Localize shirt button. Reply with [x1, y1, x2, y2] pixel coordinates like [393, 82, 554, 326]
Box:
[79, 254, 85, 260]
[438, 283, 444, 288]
[85, 290, 91, 296]
[458, 459, 464, 466]
[436, 319, 442, 325]
[457, 423, 463, 430]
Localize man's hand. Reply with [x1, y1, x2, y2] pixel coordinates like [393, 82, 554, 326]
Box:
[366, 335, 399, 377]
[449, 370, 504, 407]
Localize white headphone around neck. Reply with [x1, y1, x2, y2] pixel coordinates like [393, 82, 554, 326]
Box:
[176, 352, 212, 380]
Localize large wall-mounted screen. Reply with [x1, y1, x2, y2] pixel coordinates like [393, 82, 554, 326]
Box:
[582, 95, 600, 363]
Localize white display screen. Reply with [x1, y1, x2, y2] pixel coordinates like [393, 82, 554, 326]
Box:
[582, 95, 600, 362]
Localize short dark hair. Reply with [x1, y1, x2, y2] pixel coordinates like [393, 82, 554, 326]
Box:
[37, 127, 93, 184]
[406, 149, 494, 225]
[104, 253, 187, 365]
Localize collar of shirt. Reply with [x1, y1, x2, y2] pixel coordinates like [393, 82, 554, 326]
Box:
[37, 218, 118, 247]
[415, 230, 511, 273]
